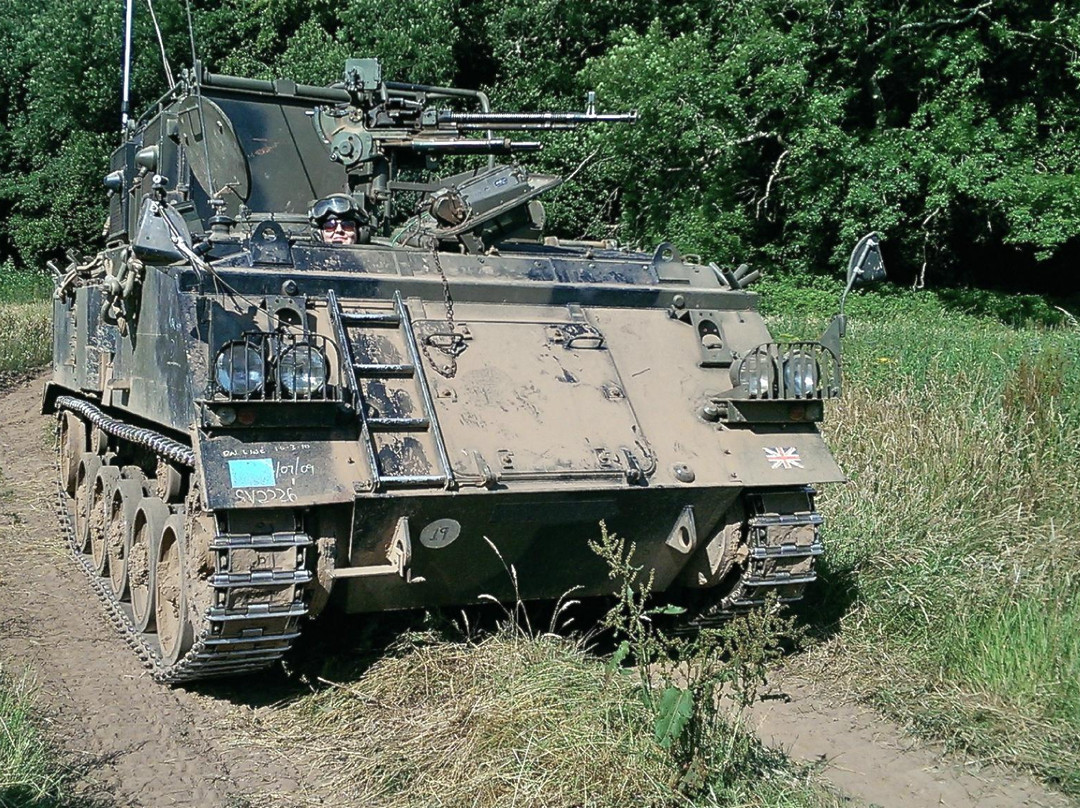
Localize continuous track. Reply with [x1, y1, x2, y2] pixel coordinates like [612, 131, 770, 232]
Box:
[55, 396, 312, 684]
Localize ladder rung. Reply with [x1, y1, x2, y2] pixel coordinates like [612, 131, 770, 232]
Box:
[368, 417, 430, 432]
[210, 532, 312, 551]
[203, 631, 302, 647]
[354, 362, 415, 378]
[749, 543, 824, 560]
[379, 474, 447, 489]
[340, 311, 401, 327]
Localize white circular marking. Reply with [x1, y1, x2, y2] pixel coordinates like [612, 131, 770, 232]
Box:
[419, 518, 462, 549]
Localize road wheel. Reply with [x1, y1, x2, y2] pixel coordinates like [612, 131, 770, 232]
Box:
[59, 412, 85, 497]
[130, 496, 170, 632]
[107, 470, 146, 600]
[155, 514, 195, 665]
[89, 466, 122, 576]
[74, 453, 102, 555]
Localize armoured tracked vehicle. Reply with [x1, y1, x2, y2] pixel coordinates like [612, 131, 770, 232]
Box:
[45, 58, 884, 682]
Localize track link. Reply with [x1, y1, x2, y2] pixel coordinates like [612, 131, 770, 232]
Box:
[722, 487, 824, 611]
[54, 396, 312, 683]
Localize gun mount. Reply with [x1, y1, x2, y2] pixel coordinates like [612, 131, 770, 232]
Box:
[157, 57, 636, 255]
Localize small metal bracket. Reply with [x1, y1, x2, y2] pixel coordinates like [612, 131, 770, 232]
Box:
[250, 220, 292, 265]
[547, 322, 605, 349]
[388, 517, 414, 580]
[688, 310, 733, 368]
[665, 505, 698, 554]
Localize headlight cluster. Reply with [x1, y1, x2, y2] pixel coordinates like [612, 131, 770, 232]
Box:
[214, 339, 328, 398]
[731, 347, 822, 399]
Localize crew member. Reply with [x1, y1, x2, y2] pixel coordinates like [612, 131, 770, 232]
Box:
[309, 194, 372, 245]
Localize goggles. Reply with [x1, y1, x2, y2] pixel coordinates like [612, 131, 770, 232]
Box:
[310, 194, 357, 224]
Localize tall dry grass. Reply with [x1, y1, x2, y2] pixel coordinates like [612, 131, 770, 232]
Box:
[246, 630, 839, 808]
[0, 302, 50, 374]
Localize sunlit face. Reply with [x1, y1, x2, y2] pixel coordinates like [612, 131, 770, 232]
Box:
[321, 217, 358, 245]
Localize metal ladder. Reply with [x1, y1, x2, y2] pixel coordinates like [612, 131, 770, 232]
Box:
[328, 289, 455, 491]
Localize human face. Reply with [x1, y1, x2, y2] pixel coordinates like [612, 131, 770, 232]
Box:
[321, 217, 357, 245]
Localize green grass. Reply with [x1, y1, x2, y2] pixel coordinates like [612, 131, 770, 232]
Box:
[0, 666, 68, 807]
[767, 280, 1080, 795]
[248, 630, 839, 808]
[0, 266, 50, 306]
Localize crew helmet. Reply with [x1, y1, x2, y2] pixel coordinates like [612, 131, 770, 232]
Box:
[308, 193, 364, 226]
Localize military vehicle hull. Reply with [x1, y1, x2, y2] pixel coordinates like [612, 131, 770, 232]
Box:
[46, 242, 840, 682]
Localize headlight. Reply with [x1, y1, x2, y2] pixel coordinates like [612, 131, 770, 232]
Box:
[731, 353, 777, 399]
[782, 351, 819, 397]
[278, 344, 328, 397]
[215, 343, 265, 396]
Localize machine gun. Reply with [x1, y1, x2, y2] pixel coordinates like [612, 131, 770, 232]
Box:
[304, 58, 637, 250]
[312, 58, 636, 170]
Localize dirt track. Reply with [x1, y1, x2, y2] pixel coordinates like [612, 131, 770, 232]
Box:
[0, 374, 1072, 807]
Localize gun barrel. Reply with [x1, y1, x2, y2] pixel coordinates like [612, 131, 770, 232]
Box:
[455, 122, 577, 132]
[407, 138, 543, 155]
[438, 110, 637, 126]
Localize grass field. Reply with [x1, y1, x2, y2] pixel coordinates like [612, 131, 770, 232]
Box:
[766, 282, 1080, 796]
[0, 302, 50, 374]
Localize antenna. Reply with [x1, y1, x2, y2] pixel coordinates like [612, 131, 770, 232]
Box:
[145, 0, 175, 90]
[185, 0, 198, 68]
[119, 0, 135, 133]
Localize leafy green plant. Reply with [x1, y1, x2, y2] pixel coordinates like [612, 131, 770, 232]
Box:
[589, 521, 802, 797]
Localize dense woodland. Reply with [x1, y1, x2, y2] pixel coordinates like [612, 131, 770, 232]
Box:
[0, 0, 1077, 293]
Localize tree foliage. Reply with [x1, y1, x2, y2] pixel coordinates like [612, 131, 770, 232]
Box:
[0, 0, 1078, 292]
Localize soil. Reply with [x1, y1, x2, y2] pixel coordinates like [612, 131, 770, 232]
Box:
[748, 673, 1074, 808]
[0, 373, 1073, 808]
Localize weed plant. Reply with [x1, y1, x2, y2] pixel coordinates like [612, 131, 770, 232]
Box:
[766, 283, 1080, 794]
[589, 524, 805, 799]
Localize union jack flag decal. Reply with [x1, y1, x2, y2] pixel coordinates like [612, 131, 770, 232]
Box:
[764, 447, 804, 470]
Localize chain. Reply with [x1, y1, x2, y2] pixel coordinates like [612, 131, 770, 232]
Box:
[420, 246, 466, 379]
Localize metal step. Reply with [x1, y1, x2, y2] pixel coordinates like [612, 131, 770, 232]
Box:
[206, 604, 308, 622]
[354, 362, 415, 378]
[340, 311, 401, 327]
[367, 416, 430, 432]
[727, 594, 806, 608]
[203, 631, 302, 647]
[748, 513, 824, 528]
[742, 573, 817, 588]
